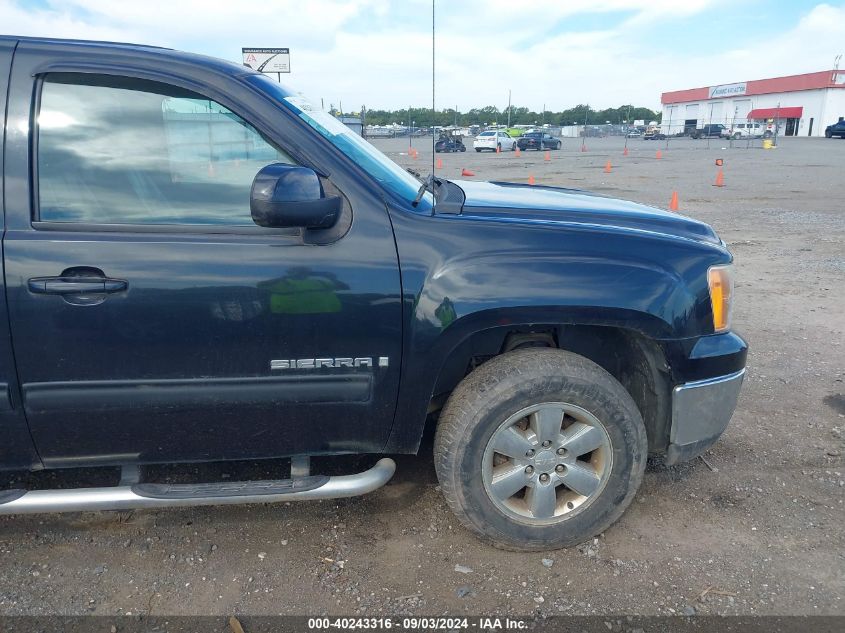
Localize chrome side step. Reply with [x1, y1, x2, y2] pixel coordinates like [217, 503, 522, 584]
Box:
[0, 458, 395, 516]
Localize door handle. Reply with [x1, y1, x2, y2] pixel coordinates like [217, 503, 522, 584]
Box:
[28, 276, 128, 295]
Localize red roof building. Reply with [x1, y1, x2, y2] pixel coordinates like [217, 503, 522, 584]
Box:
[659, 70, 845, 137]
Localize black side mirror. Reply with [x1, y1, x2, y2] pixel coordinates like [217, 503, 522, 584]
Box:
[250, 164, 341, 229]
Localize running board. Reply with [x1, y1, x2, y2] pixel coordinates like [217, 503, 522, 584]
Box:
[0, 458, 395, 515]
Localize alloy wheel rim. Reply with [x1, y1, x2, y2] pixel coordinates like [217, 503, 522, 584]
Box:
[481, 402, 612, 525]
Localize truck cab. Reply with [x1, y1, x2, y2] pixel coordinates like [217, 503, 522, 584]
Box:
[0, 36, 747, 551]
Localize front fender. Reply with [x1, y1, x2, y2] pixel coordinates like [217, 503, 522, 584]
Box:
[383, 207, 730, 454]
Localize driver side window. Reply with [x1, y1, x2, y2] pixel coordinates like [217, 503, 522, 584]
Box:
[38, 73, 296, 226]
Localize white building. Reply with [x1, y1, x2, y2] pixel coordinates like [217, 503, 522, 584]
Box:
[661, 70, 845, 137]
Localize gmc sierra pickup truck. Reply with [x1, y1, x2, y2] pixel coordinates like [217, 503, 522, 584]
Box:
[0, 36, 747, 551]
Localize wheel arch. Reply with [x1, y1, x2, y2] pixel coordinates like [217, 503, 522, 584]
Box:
[428, 321, 673, 454]
[385, 310, 675, 455]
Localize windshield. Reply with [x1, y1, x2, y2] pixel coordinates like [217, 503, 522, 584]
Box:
[246, 74, 433, 210]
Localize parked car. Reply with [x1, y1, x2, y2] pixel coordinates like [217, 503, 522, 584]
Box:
[516, 132, 561, 151]
[580, 126, 605, 138]
[824, 120, 845, 138]
[473, 130, 516, 152]
[626, 130, 642, 138]
[0, 35, 747, 551]
[434, 135, 466, 153]
[729, 122, 772, 139]
[643, 129, 666, 140]
[691, 124, 730, 139]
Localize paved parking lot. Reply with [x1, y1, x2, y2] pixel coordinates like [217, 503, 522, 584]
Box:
[1, 135, 843, 618]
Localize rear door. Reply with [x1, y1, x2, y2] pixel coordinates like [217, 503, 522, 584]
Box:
[0, 38, 41, 471]
[3, 41, 402, 467]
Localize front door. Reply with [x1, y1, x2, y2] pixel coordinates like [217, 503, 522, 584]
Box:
[3, 46, 402, 467]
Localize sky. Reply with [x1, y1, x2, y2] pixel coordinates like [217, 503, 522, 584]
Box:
[2, 0, 845, 112]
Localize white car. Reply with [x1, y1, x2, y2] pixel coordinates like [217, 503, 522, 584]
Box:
[474, 130, 516, 152]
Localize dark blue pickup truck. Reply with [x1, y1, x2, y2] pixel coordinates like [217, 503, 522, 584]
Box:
[0, 36, 747, 550]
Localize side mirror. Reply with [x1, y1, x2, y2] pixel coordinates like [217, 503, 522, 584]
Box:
[250, 164, 341, 229]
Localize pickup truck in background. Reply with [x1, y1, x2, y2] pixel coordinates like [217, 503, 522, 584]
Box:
[0, 36, 747, 551]
[691, 124, 731, 139]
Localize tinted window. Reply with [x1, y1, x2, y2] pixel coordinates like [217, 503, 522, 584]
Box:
[38, 74, 294, 226]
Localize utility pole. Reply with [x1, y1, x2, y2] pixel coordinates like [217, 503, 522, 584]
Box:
[581, 104, 589, 152]
[507, 89, 512, 128]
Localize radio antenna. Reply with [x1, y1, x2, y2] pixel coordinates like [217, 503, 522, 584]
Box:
[431, 0, 436, 179]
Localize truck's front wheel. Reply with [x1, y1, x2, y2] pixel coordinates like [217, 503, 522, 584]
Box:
[434, 348, 647, 551]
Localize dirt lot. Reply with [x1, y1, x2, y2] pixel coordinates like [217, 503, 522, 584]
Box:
[1, 135, 843, 618]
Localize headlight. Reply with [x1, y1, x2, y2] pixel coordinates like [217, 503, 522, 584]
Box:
[707, 265, 734, 332]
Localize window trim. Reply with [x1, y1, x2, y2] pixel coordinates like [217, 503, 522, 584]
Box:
[30, 72, 309, 236]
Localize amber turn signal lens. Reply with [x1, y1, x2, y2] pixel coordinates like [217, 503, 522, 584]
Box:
[707, 265, 733, 332]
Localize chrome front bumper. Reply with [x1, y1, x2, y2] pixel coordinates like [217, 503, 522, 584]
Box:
[665, 369, 746, 465]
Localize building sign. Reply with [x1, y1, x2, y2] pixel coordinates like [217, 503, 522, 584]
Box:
[242, 48, 290, 73]
[709, 82, 747, 98]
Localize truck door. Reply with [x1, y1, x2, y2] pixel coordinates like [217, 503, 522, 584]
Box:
[0, 38, 41, 471]
[2, 42, 402, 467]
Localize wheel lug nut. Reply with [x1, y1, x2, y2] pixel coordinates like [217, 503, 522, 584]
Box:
[556, 447, 567, 456]
[541, 440, 552, 448]
[539, 473, 550, 483]
[525, 449, 535, 458]
[525, 466, 534, 475]
[555, 464, 565, 473]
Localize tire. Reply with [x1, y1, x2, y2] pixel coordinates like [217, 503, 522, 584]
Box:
[825, 131, 832, 138]
[460, 145, 466, 152]
[733, 133, 741, 140]
[511, 142, 517, 151]
[475, 148, 481, 152]
[434, 348, 647, 551]
[497, 143, 502, 152]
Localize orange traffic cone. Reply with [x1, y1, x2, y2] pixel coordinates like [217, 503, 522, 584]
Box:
[515, 147, 521, 157]
[544, 150, 551, 161]
[496, 145, 501, 154]
[580, 144, 588, 152]
[461, 168, 475, 177]
[604, 160, 612, 173]
[436, 158, 443, 169]
[656, 149, 663, 159]
[528, 175, 535, 185]
[713, 169, 724, 187]
[669, 191, 679, 211]
[623, 147, 629, 157]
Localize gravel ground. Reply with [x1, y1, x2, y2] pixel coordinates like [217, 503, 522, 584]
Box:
[0, 135, 842, 618]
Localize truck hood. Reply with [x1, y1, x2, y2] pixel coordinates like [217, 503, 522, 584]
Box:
[452, 180, 720, 244]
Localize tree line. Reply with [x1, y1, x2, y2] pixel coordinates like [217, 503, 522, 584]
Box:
[333, 104, 661, 127]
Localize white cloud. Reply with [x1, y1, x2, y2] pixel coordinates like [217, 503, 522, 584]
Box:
[2, 1, 844, 112]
